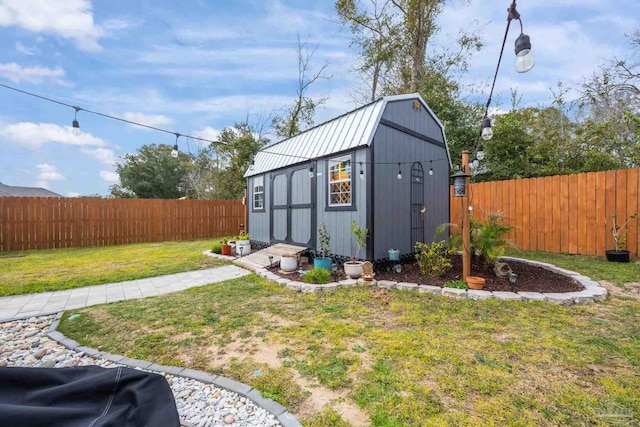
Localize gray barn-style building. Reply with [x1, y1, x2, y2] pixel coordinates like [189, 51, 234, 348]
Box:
[244, 93, 451, 261]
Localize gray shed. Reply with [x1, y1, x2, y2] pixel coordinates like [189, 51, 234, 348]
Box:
[244, 93, 451, 261]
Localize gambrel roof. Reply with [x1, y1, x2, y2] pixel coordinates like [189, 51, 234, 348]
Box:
[244, 93, 449, 177]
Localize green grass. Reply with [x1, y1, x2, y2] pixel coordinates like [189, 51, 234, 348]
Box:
[58, 271, 640, 426]
[0, 239, 228, 296]
[506, 249, 640, 286]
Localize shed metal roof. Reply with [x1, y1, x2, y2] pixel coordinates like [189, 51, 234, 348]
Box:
[244, 93, 448, 177]
[0, 182, 62, 197]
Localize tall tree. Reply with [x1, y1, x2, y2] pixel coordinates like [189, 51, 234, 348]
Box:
[110, 144, 188, 199]
[272, 36, 332, 139]
[213, 121, 268, 199]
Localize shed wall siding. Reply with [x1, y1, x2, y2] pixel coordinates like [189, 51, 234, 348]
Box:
[247, 175, 270, 242]
[382, 99, 445, 144]
[373, 111, 449, 259]
[315, 148, 369, 259]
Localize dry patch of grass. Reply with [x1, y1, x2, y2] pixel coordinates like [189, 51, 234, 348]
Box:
[58, 274, 640, 426]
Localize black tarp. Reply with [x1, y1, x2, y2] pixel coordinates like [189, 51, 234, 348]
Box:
[0, 365, 181, 427]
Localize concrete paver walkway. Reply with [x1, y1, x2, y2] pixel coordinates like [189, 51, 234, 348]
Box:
[0, 265, 250, 322]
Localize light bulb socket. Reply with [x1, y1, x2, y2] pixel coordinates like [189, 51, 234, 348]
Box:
[515, 33, 532, 56]
[482, 117, 491, 129]
[72, 119, 80, 129]
[309, 166, 314, 179]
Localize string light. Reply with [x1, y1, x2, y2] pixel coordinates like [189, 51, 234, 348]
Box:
[397, 163, 402, 180]
[359, 162, 364, 180]
[250, 159, 255, 171]
[72, 107, 81, 137]
[309, 165, 314, 179]
[429, 160, 433, 176]
[171, 133, 180, 158]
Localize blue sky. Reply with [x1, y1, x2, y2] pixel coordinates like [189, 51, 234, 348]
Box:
[0, 0, 638, 197]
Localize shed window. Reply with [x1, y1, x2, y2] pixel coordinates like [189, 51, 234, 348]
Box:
[328, 156, 352, 206]
[253, 176, 264, 210]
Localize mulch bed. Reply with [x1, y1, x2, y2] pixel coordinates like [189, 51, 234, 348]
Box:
[267, 254, 583, 293]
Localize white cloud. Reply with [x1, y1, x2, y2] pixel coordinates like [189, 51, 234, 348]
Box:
[81, 147, 117, 165]
[1, 122, 107, 149]
[15, 41, 37, 55]
[0, 62, 69, 85]
[67, 192, 81, 197]
[192, 126, 220, 142]
[0, 0, 103, 51]
[35, 163, 65, 189]
[99, 170, 119, 183]
[121, 112, 174, 129]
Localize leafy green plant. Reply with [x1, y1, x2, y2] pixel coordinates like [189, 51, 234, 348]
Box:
[303, 268, 331, 284]
[238, 232, 250, 240]
[350, 220, 369, 261]
[212, 244, 222, 254]
[472, 212, 512, 266]
[221, 237, 228, 245]
[415, 241, 451, 280]
[318, 223, 331, 258]
[611, 213, 637, 251]
[443, 279, 467, 289]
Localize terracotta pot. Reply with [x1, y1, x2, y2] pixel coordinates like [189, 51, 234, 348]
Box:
[344, 261, 363, 279]
[466, 276, 485, 290]
[221, 245, 231, 256]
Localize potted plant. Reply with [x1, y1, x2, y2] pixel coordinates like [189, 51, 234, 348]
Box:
[314, 223, 332, 271]
[344, 220, 368, 279]
[606, 213, 637, 262]
[388, 248, 400, 262]
[465, 276, 485, 290]
[220, 238, 232, 256]
[228, 236, 237, 254]
[236, 232, 251, 256]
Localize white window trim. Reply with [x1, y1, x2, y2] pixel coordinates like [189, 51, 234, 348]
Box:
[253, 176, 264, 210]
[328, 155, 352, 207]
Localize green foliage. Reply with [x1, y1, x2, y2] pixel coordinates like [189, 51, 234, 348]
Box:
[318, 223, 331, 257]
[471, 213, 513, 267]
[611, 213, 638, 251]
[415, 241, 451, 280]
[110, 144, 188, 199]
[211, 244, 222, 254]
[238, 232, 250, 240]
[214, 122, 268, 199]
[351, 220, 369, 260]
[303, 268, 331, 284]
[443, 280, 467, 290]
[303, 407, 350, 427]
[221, 237, 228, 245]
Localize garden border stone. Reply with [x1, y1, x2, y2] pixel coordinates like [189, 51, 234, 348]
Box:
[48, 315, 302, 427]
[259, 256, 607, 305]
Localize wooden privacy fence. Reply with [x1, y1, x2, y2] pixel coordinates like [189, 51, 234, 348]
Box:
[0, 198, 245, 252]
[450, 168, 640, 257]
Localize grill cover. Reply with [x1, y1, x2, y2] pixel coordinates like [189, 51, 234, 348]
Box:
[0, 366, 180, 427]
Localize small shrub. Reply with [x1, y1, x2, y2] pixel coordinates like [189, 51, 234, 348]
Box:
[211, 244, 222, 254]
[303, 268, 331, 284]
[443, 280, 467, 290]
[472, 212, 513, 266]
[415, 241, 451, 280]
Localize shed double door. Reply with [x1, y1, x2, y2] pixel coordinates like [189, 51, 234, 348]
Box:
[270, 167, 312, 246]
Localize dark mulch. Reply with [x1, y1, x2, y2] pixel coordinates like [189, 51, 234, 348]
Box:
[267, 254, 583, 293]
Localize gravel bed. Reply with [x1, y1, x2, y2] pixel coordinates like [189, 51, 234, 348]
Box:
[0, 315, 281, 427]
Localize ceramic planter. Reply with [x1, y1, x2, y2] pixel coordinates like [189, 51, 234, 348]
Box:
[344, 261, 363, 279]
[221, 245, 231, 256]
[388, 249, 400, 261]
[280, 255, 298, 272]
[605, 250, 630, 263]
[314, 257, 333, 271]
[466, 276, 485, 290]
[236, 239, 251, 256]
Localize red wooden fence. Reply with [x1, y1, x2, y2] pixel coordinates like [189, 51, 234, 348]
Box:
[0, 197, 245, 252]
[450, 168, 640, 257]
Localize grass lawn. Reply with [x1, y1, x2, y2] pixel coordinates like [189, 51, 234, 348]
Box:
[58, 270, 640, 426]
[0, 239, 227, 296]
[506, 249, 640, 286]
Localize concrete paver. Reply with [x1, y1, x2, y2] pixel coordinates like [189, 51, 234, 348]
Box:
[0, 265, 251, 322]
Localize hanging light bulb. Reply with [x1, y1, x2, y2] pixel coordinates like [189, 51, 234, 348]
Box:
[515, 33, 535, 73]
[359, 162, 364, 180]
[397, 163, 402, 180]
[481, 117, 493, 141]
[428, 160, 433, 176]
[471, 157, 479, 169]
[250, 159, 255, 171]
[171, 133, 180, 158]
[309, 165, 314, 179]
[71, 107, 81, 137]
[476, 144, 485, 161]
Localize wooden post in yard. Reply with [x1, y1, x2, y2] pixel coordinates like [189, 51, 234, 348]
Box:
[462, 150, 471, 281]
[242, 188, 247, 235]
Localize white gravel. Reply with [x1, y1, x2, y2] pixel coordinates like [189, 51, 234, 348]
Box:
[0, 315, 281, 427]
